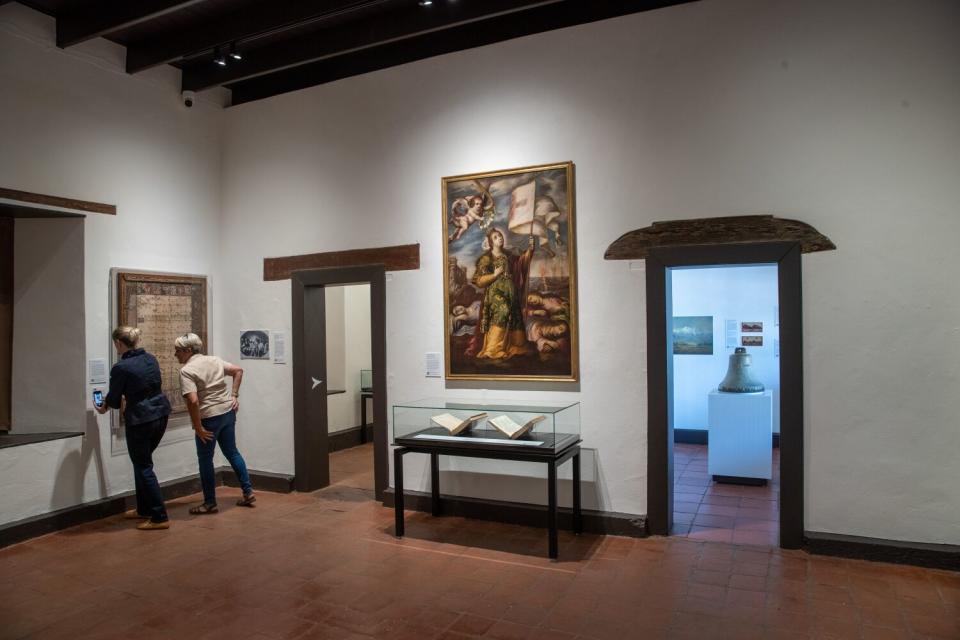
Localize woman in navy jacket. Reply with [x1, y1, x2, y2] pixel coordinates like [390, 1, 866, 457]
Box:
[95, 326, 172, 530]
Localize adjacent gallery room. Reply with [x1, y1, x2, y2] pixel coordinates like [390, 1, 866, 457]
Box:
[668, 265, 781, 546]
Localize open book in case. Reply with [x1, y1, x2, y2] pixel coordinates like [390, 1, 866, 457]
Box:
[392, 398, 580, 455]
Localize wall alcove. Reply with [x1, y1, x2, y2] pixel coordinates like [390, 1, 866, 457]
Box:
[606, 215, 834, 549]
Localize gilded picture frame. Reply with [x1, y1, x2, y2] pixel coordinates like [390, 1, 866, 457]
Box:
[442, 161, 579, 382]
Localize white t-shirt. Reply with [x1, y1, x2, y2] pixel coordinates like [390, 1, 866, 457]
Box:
[179, 355, 234, 419]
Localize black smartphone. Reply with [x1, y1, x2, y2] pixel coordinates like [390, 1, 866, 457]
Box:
[93, 389, 104, 408]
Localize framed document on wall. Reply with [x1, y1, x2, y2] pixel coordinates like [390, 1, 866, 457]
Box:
[110, 269, 208, 452]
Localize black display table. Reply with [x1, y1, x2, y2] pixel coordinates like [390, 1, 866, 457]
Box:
[392, 438, 582, 559]
[360, 389, 373, 444]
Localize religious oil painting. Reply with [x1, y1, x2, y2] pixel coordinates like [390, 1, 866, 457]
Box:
[673, 316, 714, 355]
[443, 162, 578, 381]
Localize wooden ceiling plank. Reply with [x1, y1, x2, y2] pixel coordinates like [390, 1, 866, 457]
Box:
[182, 0, 551, 91]
[125, 0, 392, 75]
[57, 0, 206, 49]
[264, 244, 420, 281]
[229, 0, 695, 105]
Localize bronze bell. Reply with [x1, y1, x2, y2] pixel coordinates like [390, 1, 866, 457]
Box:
[718, 347, 765, 393]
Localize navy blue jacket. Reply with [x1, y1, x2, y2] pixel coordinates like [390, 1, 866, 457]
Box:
[106, 348, 172, 426]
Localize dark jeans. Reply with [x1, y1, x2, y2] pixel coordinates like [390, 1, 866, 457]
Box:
[126, 415, 169, 523]
[195, 410, 252, 505]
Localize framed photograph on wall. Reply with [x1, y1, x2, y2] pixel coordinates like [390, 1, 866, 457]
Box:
[240, 330, 269, 359]
[741, 321, 763, 333]
[742, 335, 763, 347]
[673, 316, 714, 355]
[442, 162, 578, 381]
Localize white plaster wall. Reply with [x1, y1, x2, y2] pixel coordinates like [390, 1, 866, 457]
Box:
[220, 0, 960, 543]
[671, 265, 780, 432]
[0, 6, 224, 525]
[328, 284, 371, 433]
[12, 218, 86, 434]
[324, 285, 348, 430]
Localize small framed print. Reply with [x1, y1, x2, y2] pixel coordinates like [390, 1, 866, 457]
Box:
[742, 335, 763, 347]
[741, 321, 763, 333]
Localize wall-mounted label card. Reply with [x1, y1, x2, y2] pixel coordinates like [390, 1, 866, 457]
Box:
[724, 319, 738, 348]
[272, 331, 287, 364]
[88, 358, 108, 385]
[425, 352, 442, 378]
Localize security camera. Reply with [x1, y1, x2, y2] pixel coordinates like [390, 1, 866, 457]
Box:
[182, 90, 196, 108]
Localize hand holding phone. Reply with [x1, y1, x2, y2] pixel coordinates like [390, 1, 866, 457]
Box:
[93, 389, 104, 408]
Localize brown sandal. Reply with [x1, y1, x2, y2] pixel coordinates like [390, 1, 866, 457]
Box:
[236, 493, 256, 507]
[189, 503, 219, 515]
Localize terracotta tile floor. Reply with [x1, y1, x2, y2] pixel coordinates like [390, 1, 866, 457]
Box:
[673, 443, 781, 547]
[2, 444, 958, 640]
[329, 442, 375, 492]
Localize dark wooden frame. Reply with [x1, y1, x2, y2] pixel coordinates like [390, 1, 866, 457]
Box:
[645, 242, 804, 548]
[393, 441, 582, 559]
[0, 218, 12, 431]
[292, 265, 387, 499]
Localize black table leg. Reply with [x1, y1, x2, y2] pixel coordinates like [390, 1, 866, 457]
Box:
[360, 396, 367, 444]
[394, 448, 404, 538]
[573, 451, 582, 534]
[431, 452, 441, 516]
[548, 459, 558, 559]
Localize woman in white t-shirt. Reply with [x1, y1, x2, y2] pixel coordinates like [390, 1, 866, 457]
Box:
[174, 333, 255, 514]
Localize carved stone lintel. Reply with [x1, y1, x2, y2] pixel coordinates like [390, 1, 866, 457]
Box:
[604, 215, 835, 260]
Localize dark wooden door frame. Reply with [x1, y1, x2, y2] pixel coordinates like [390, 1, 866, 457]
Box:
[645, 242, 804, 549]
[292, 265, 387, 500]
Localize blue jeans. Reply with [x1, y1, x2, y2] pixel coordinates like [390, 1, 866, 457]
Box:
[126, 415, 169, 523]
[195, 410, 252, 505]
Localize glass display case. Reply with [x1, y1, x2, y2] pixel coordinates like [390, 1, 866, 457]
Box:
[392, 398, 580, 454]
[360, 369, 372, 392]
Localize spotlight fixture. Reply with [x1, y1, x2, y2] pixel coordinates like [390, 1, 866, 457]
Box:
[418, 0, 432, 5]
[213, 47, 226, 66]
[228, 43, 242, 61]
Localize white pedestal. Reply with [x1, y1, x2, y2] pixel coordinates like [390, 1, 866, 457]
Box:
[707, 390, 773, 481]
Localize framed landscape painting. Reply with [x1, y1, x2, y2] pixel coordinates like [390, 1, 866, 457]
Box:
[673, 316, 713, 355]
[442, 162, 578, 381]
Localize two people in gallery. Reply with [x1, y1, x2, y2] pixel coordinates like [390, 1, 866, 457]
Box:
[175, 332, 256, 514]
[95, 326, 172, 530]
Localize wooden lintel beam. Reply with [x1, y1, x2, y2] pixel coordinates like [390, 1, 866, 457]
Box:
[264, 244, 419, 281]
[0, 188, 116, 215]
[57, 0, 205, 49]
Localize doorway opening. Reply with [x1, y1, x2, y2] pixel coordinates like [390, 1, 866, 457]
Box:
[325, 283, 375, 492]
[291, 266, 387, 500]
[645, 242, 804, 549]
[668, 264, 781, 545]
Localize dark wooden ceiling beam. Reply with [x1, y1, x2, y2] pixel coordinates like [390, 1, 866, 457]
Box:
[229, 0, 695, 105]
[56, 0, 205, 49]
[125, 0, 391, 75]
[182, 0, 551, 92]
